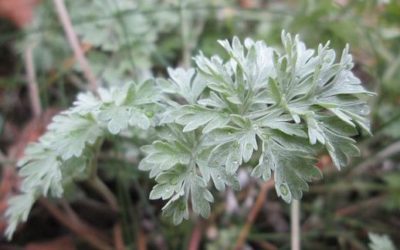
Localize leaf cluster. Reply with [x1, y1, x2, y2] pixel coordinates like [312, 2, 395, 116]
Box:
[5, 32, 372, 237]
[4, 81, 159, 238]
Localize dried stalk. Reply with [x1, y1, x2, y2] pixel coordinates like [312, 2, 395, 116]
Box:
[188, 220, 204, 250]
[234, 180, 275, 250]
[40, 199, 112, 250]
[24, 45, 42, 117]
[52, 0, 98, 93]
[291, 200, 300, 250]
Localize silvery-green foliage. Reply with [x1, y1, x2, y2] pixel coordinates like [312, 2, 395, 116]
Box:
[6, 32, 372, 238]
[69, 0, 222, 78]
[15, 2, 70, 72]
[368, 233, 396, 250]
[4, 80, 160, 239]
[70, 0, 158, 54]
[17, 0, 229, 83]
[139, 124, 239, 224]
[140, 31, 372, 223]
[68, 0, 159, 75]
[17, 0, 178, 82]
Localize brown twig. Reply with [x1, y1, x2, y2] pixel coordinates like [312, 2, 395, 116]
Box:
[234, 180, 275, 250]
[39, 199, 113, 250]
[351, 140, 400, 176]
[335, 195, 386, 217]
[48, 43, 93, 87]
[52, 0, 98, 93]
[113, 223, 125, 250]
[24, 45, 42, 117]
[60, 199, 81, 225]
[67, 198, 124, 250]
[137, 226, 148, 250]
[256, 240, 279, 250]
[88, 176, 118, 211]
[188, 219, 204, 250]
[88, 175, 124, 250]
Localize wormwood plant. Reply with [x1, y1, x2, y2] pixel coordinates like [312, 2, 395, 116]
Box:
[18, 0, 222, 84]
[5, 32, 372, 238]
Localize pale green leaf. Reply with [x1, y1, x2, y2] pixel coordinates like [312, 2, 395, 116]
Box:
[368, 233, 396, 250]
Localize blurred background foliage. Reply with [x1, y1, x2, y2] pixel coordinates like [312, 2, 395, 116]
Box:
[0, 0, 399, 249]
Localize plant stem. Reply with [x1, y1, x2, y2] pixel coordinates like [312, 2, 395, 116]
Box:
[87, 140, 118, 211]
[87, 141, 122, 248]
[234, 180, 276, 250]
[113, 223, 125, 250]
[40, 198, 112, 250]
[52, 0, 98, 93]
[351, 140, 400, 176]
[291, 200, 300, 250]
[24, 45, 42, 117]
[188, 219, 204, 250]
[89, 176, 118, 211]
[335, 195, 386, 217]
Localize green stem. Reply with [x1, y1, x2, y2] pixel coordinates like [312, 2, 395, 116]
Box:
[87, 139, 118, 211]
[89, 176, 118, 211]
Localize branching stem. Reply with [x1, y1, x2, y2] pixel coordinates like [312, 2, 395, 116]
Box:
[89, 176, 118, 211]
[87, 140, 118, 211]
[40, 198, 112, 250]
